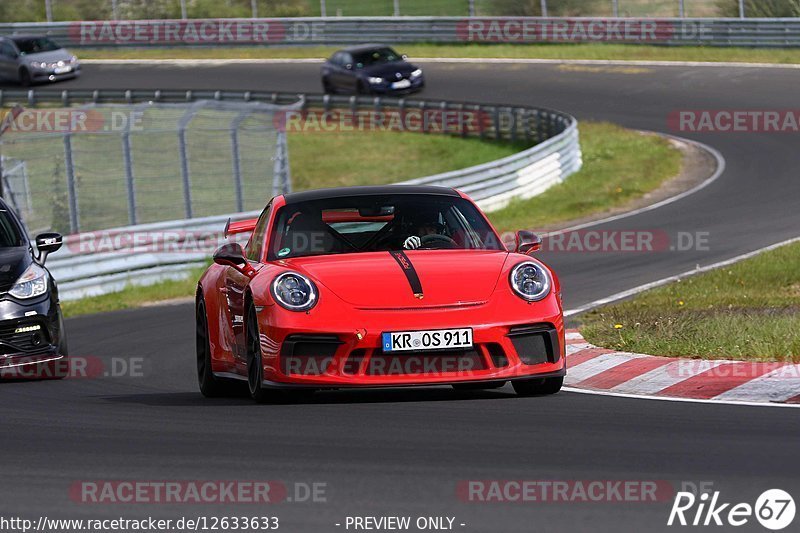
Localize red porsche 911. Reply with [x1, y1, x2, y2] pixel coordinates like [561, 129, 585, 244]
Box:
[196, 185, 565, 403]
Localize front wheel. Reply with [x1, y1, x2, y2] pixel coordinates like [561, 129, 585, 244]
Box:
[512, 376, 563, 397]
[246, 302, 314, 404]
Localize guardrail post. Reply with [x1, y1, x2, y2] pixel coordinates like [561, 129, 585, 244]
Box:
[63, 134, 79, 234]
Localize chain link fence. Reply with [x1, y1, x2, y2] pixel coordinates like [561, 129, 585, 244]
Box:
[0, 0, 765, 21]
[0, 100, 295, 235]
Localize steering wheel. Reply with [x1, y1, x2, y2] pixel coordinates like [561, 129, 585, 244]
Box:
[419, 234, 458, 249]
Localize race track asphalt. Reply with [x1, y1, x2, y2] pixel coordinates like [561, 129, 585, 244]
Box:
[1, 61, 799, 532]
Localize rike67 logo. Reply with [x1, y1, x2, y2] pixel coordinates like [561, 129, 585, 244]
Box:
[668, 489, 795, 530]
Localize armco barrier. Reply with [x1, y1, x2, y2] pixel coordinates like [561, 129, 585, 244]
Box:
[4, 17, 800, 47]
[0, 89, 581, 300]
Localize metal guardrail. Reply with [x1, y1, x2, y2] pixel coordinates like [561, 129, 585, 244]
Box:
[5, 17, 800, 47]
[0, 89, 581, 300]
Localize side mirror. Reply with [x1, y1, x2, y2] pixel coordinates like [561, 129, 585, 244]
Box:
[35, 232, 62, 264]
[515, 230, 542, 255]
[401, 54, 408, 60]
[213, 243, 256, 277]
[345, 63, 353, 70]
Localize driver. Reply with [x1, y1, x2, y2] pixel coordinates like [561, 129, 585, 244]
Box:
[403, 210, 445, 250]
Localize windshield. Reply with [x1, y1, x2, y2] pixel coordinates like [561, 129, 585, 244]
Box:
[13, 37, 61, 54]
[268, 194, 503, 260]
[0, 208, 25, 248]
[352, 47, 402, 69]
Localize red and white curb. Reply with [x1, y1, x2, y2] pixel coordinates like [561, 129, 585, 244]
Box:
[565, 331, 800, 406]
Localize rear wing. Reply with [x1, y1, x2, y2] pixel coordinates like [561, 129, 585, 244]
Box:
[224, 217, 258, 238]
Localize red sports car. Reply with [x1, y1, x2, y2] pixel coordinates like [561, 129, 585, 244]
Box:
[196, 185, 565, 403]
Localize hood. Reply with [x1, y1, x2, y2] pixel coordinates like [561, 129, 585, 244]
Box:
[22, 48, 73, 63]
[284, 250, 509, 308]
[0, 246, 32, 293]
[361, 61, 417, 78]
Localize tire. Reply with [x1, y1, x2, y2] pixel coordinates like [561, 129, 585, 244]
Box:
[44, 309, 70, 380]
[452, 380, 506, 391]
[196, 298, 236, 397]
[246, 301, 313, 404]
[18, 68, 31, 87]
[512, 376, 563, 397]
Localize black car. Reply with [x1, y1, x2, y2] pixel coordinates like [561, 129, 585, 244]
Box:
[321, 44, 424, 95]
[0, 197, 67, 378]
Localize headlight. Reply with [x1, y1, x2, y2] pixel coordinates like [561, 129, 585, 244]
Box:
[271, 271, 318, 311]
[30, 61, 47, 69]
[367, 77, 384, 84]
[9, 263, 48, 299]
[509, 261, 551, 302]
[410, 68, 423, 78]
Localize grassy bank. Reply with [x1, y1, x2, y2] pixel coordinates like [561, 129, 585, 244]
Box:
[79, 43, 800, 65]
[579, 242, 800, 363]
[62, 122, 680, 317]
[489, 122, 680, 232]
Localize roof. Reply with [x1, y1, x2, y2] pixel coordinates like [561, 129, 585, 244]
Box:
[283, 185, 458, 204]
[336, 43, 394, 53]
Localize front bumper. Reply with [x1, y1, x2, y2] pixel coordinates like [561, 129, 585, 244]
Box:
[30, 63, 81, 82]
[239, 294, 565, 388]
[368, 76, 425, 95]
[0, 293, 65, 376]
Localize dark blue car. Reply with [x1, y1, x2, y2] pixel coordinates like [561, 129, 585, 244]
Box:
[321, 44, 425, 95]
[0, 197, 67, 379]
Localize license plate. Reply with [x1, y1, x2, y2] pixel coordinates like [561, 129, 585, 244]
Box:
[382, 328, 473, 352]
[391, 79, 411, 89]
[54, 66, 72, 74]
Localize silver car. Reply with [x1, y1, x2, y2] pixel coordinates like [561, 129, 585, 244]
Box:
[0, 35, 81, 86]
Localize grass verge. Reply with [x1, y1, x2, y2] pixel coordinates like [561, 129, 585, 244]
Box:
[579, 242, 800, 363]
[63, 122, 680, 317]
[488, 122, 680, 232]
[79, 43, 800, 65]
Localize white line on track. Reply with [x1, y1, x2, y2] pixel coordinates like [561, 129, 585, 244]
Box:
[81, 57, 800, 69]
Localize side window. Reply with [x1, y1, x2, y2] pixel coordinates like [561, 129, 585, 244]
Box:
[342, 53, 353, 68]
[0, 42, 15, 58]
[245, 203, 272, 262]
[331, 53, 342, 66]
